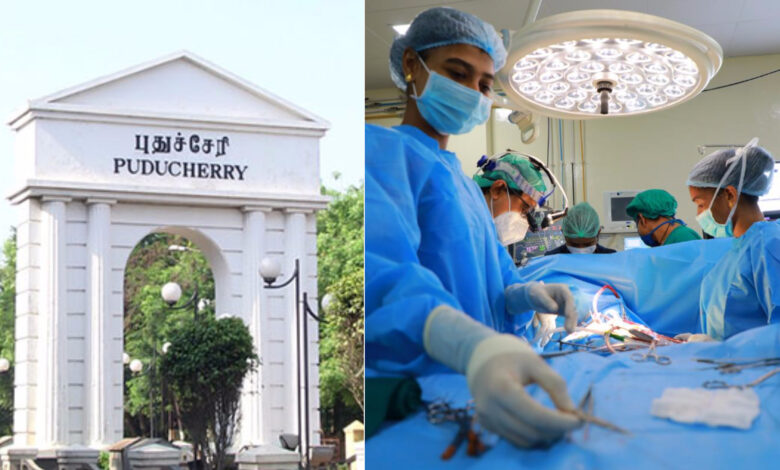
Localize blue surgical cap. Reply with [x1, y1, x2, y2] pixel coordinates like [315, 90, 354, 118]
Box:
[389, 7, 507, 89]
[687, 146, 775, 197]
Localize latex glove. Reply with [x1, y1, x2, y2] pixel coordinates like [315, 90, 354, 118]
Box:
[466, 334, 582, 447]
[505, 282, 577, 333]
[532, 313, 557, 347]
[674, 332, 717, 343]
[423, 306, 581, 448]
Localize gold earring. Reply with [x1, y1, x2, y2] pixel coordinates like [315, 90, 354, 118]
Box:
[405, 73, 412, 83]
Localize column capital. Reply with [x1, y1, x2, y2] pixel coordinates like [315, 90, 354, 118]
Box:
[242, 205, 273, 213]
[284, 208, 313, 215]
[86, 198, 117, 206]
[41, 196, 72, 203]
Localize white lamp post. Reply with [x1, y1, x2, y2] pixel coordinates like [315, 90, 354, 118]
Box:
[129, 359, 143, 373]
[259, 257, 281, 284]
[161, 282, 183, 307]
[259, 257, 326, 469]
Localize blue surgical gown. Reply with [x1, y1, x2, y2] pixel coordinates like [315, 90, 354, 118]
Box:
[701, 220, 780, 339]
[365, 124, 523, 376]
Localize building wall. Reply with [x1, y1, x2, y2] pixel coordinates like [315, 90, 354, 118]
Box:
[14, 199, 320, 448]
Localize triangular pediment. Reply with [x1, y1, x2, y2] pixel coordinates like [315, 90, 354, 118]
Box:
[18, 51, 328, 128]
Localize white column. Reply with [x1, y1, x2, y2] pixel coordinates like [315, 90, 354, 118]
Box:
[85, 199, 115, 447]
[240, 206, 270, 446]
[283, 210, 308, 450]
[37, 196, 71, 447]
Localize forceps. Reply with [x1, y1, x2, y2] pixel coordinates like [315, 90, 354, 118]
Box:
[630, 342, 671, 365]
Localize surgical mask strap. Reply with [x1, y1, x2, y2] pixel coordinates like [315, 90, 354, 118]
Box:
[410, 53, 431, 99]
[709, 140, 753, 224]
[490, 184, 511, 218]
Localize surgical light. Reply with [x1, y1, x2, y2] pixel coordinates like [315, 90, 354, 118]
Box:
[498, 10, 722, 118]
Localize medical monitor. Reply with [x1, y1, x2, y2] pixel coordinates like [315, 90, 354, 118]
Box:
[603, 191, 639, 232]
[510, 220, 564, 267]
[759, 161, 780, 220]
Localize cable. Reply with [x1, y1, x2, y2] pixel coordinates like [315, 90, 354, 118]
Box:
[546, 117, 551, 169]
[703, 68, 780, 92]
[558, 119, 564, 196]
[579, 120, 586, 202]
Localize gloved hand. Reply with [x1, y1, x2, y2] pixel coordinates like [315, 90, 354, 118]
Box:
[423, 306, 581, 448]
[505, 282, 577, 333]
[467, 334, 581, 447]
[674, 332, 717, 343]
[532, 313, 557, 347]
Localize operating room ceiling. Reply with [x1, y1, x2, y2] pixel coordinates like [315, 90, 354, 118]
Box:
[366, 0, 780, 90]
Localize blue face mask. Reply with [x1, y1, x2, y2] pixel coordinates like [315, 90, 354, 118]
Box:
[639, 219, 684, 247]
[696, 209, 733, 238]
[412, 55, 493, 135]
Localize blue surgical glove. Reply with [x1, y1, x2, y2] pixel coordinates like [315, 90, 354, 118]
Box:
[423, 305, 581, 448]
[505, 282, 578, 333]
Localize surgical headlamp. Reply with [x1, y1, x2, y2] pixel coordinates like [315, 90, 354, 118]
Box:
[476, 152, 569, 231]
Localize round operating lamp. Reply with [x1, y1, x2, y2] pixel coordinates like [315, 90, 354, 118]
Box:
[498, 10, 722, 118]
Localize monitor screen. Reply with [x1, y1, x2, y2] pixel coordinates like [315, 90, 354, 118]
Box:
[610, 196, 635, 222]
[758, 161, 780, 216]
[624, 236, 649, 251]
[510, 220, 564, 266]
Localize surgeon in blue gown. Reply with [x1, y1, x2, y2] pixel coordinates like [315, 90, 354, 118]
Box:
[687, 141, 779, 340]
[366, 7, 583, 447]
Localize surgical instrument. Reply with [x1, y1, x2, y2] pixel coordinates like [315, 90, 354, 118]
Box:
[426, 400, 487, 459]
[703, 368, 780, 390]
[696, 357, 780, 374]
[631, 342, 672, 365]
[568, 385, 631, 436]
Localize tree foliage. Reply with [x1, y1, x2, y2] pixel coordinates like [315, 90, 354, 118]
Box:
[0, 229, 16, 436]
[160, 316, 256, 470]
[319, 270, 363, 413]
[317, 184, 364, 435]
[123, 233, 215, 437]
[318, 184, 364, 292]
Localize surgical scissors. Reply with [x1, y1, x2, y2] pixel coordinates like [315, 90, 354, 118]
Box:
[630, 342, 671, 365]
[703, 368, 780, 390]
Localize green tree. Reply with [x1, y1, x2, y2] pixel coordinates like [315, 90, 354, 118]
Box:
[123, 233, 215, 437]
[160, 317, 256, 470]
[0, 229, 16, 436]
[320, 270, 363, 413]
[318, 184, 364, 291]
[317, 183, 364, 436]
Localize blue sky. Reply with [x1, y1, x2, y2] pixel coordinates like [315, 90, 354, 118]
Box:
[0, 0, 364, 242]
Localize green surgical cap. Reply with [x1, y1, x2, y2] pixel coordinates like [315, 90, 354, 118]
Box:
[561, 202, 600, 238]
[473, 154, 547, 201]
[625, 189, 678, 221]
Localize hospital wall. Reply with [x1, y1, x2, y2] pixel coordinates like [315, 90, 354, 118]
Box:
[366, 54, 780, 249]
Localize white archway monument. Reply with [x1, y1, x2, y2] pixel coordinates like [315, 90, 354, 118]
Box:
[3, 51, 329, 466]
